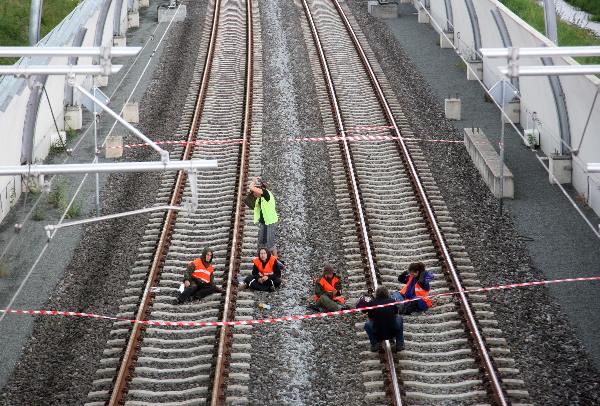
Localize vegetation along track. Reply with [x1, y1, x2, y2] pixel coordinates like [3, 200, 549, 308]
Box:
[300, 0, 533, 404]
[84, 0, 260, 404]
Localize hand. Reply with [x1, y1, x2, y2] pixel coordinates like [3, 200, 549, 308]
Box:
[332, 289, 338, 296]
[184, 280, 190, 288]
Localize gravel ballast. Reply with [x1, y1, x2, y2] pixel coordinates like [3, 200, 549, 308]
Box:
[344, 0, 600, 403]
[0, 1, 209, 404]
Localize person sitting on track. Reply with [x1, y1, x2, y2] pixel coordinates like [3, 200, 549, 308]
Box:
[310, 264, 346, 312]
[362, 285, 405, 352]
[177, 247, 224, 304]
[240, 247, 283, 292]
[395, 262, 433, 315]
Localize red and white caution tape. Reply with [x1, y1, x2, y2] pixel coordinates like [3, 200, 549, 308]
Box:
[108, 132, 463, 150]
[3, 276, 598, 327]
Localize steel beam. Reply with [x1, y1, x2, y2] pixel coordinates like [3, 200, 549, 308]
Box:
[482, 46, 600, 58]
[587, 163, 600, 173]
[500, 65, 600, 77]
[0, 65, 123, 76]
[0, 160, 217, 176]
[0, 46, 141, 57]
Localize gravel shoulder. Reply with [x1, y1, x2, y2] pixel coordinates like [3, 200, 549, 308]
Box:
[345, 0, 600, 403]
[0, 1, 208, 404]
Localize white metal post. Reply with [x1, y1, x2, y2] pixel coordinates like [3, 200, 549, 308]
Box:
[93, 87, 101, 216]
[498, 77, 506, 215]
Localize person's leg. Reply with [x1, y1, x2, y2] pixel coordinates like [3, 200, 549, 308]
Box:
[257, 223, 267, 248]
[270, 275, 282, 289]
[317, 295, 341, 311]
[394, 316, 404, 350]
[364, 319, 380, 351]
[194, 284, 219, 299]
[265, 223, 276, 251]
[178, 283, 199, 304]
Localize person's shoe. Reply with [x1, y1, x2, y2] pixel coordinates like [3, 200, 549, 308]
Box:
[307, 304, 320, 312]
[238, 282, 247, 290]
[395, 343, 405, 352]
[370, 343, 381, 353]
[268, 285, 276, 293]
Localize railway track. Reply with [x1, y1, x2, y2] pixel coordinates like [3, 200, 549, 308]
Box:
[83, 0, 533, 405]
[300, 0, 532, 404]
[85, 0, 261, 404]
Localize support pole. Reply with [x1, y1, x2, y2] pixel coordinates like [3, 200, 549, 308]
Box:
[543, 0, 558, 45]
[498, 77, 506, 215]
[28, 0, 44, 45]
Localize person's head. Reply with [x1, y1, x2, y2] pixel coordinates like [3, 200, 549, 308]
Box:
[408, 262, 425, 275]
[323, 264, 335, 279]
[375, 285, 389, 299]
[258, 247, 269, 262]
[201, 247, 213, 264]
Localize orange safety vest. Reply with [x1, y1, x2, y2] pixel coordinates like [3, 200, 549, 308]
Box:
[314, 276, 345, 304]
[190, 258, 214, 284]
[253, 256, 276, 276]
[400, 274, 432, 308]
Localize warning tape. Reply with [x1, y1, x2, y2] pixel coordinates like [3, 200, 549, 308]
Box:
[108, 133, 463, 150]
[3, 276, 597, 327]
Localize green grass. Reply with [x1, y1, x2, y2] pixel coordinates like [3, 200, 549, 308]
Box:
[0, 0, 79, 64]
[564, 0, 600, 22]
[501, 0, 600, 65]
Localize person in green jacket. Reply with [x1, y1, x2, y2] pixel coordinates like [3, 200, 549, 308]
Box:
[249, 177, 279, 251]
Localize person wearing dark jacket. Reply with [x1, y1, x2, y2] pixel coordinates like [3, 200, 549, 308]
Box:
[241, 247, 283, 292]
[177, 247, 223, 304]
[312, 264, 345, 311]
[364, 285, 404, 352]
[396, 262, 433, 315]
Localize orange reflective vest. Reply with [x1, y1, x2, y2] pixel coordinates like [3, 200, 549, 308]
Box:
[190, 258, 214, 284]
[253, 256, 276, 276]
[400, 274, 432, 307]
[314, 276, 345, 304]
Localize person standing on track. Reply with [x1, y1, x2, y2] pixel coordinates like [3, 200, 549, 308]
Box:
[363, 285, 405, 352]
[240, 247, 283, 292]
[249, 177, 279, 251]
[310, 264, 346, 312]
[177, 247, 224, 304]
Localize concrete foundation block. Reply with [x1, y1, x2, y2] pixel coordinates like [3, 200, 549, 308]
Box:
[51, 130, 67, 144]
[94, 75, 108, 87]
[367, 1, 398, 18]
[440, 32, 454, 48]
[445, 98, 461, 120]
[122, 102, 139, 123]
[549, 154, 572, 184]
[467, 60, 483, 81]
[140, 0, 149, 7]
[158, 5, 187, 22]
[400, 0, 411, 3]
[503, 101, 520, 124]
[418, 8, 430, 23]
[464, 128, 514, 199]
[105, 135, 124, 159]
[128, 11, 140, 28]
[523, 128, 540, 148]
[113, 35, 126, 47]
[64, 105, 82, 130]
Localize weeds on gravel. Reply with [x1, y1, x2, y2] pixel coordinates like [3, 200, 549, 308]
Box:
[64, 198, 83, 219]
[0, 262, 8, 278]
[48, 178, 68, 209]
[66, 127, 78, 141]
[33, 206, 47, 221]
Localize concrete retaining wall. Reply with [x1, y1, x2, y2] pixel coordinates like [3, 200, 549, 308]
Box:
[421, 0, 600, 216]
[0, 0, 134, 221]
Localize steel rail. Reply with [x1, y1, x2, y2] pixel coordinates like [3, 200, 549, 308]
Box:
[300, 1, 403, 405]
[209, 0, 254, 403]
[330, 1, 508, 404]
[107, 0, 223, 403]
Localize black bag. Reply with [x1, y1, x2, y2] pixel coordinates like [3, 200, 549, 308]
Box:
[244, 192, 256, 209]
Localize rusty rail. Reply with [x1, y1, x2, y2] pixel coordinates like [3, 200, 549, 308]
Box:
[330, 0, 508, 404]
[107, 0, 223, 403]
[300, 0, 404, 404]
[209, 0, 254, 403]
